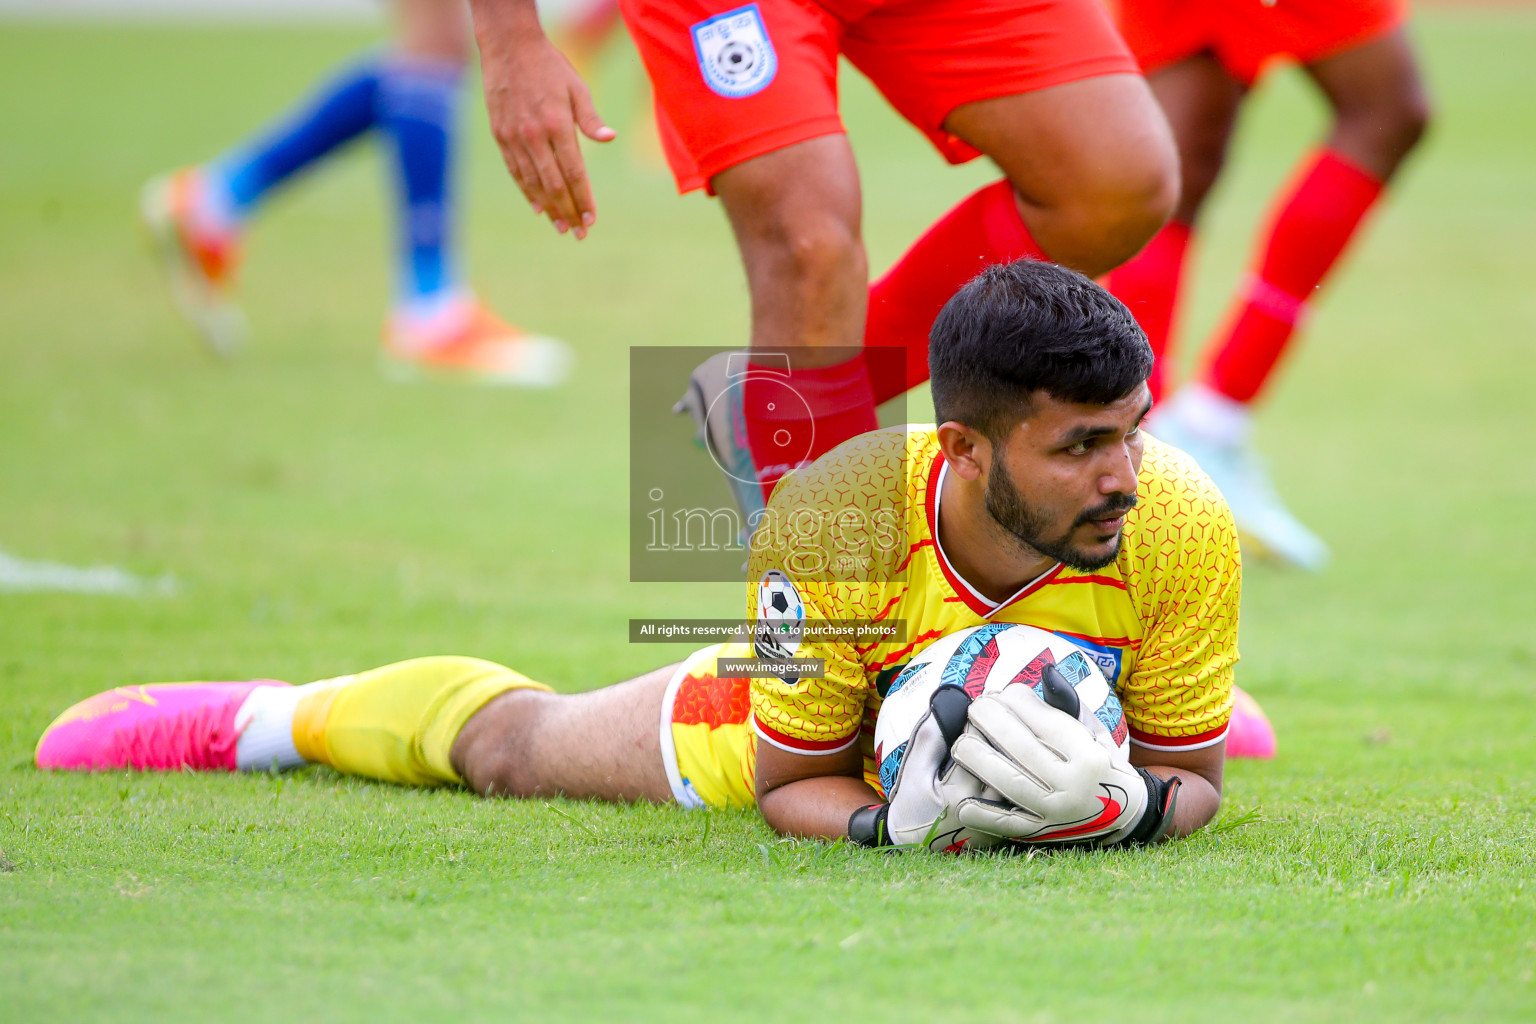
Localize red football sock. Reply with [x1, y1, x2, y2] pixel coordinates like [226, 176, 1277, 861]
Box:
[863, 180, 1046, 404]
[744, 353, 878, 502]
[1204, 149, 1384, 404]
[1105, 219, 1192, 403]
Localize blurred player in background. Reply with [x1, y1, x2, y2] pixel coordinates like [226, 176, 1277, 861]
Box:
[1104, 0, 1431, 569]
[466, 0, 1180, 518]
[34, 263, 1244, 846]
[142, 0, 572, 387]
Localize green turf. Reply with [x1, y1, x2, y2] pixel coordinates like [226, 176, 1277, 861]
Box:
[2, 9, 1535, 1021]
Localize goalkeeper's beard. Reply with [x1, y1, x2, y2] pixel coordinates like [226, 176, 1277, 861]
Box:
[985, 459, 1136, 572]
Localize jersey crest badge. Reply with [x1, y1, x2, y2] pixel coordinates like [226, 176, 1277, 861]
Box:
[755, 569, 804, 662]
[691, 4, 778, 99]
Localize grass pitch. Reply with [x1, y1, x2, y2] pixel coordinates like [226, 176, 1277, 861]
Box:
[2, 9, 1535, 1022]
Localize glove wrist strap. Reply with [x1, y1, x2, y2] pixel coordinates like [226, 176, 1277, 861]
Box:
[1116, 769, 1180, 847]
[847, 803, 891, 848]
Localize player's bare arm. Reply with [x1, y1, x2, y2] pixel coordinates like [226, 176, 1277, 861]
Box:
[467, 0, 615, 239]
[755, 742, 877, 840]
[1131, 741, 1223, 839]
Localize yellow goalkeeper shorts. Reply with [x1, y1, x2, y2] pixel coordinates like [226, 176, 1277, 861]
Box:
[659, 644, 883, 810]
[659, 644, 757, 810]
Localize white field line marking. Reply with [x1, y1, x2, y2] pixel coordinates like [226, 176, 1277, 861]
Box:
[0, 548, 176, 596]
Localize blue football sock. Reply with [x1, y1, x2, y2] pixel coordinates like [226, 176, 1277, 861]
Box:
[378, 58, 465, 316]
[207, 55, 383, 223]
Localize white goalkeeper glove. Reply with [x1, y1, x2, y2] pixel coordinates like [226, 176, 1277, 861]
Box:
[949, 666, 1180, 848]
[847, 687, 1003, 853]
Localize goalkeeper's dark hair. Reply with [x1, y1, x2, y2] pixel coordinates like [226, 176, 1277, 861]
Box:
[928, 260, 1153, 443]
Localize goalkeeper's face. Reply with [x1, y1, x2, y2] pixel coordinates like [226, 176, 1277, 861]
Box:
[983, 386, 1151, 572]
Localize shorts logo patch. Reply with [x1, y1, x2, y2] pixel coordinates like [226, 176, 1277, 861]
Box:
[690, 4, 777, 99]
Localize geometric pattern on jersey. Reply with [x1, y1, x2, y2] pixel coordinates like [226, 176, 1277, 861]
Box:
[744, 426, 1240, 766]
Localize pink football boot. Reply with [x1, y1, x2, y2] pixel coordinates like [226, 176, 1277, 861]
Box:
[35, 681, 289, 772]
[1225, 685, 1278, 759]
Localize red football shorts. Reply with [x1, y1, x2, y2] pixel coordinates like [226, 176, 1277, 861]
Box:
[1112, 0, 1409, 86]
[619, 0, 1138, 193]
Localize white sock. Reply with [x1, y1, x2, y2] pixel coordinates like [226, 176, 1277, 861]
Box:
[391, 288, 475, 349]
[1167, 383, 1252, 447]
[233, 683, 310, 772]
[192, 165, 244, 239]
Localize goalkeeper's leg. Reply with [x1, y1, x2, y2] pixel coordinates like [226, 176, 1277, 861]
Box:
[449, 666, 674, 802]
[36, 656, 677, 804]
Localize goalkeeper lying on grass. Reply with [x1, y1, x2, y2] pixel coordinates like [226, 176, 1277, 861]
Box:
[37, 261, 1256, 851]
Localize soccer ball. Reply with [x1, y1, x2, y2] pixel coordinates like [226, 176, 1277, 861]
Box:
[873, 623, 1129, 802]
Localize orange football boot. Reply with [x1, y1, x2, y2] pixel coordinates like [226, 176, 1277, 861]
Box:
[140, 168, 246, 356]
[382, 299, 573, 387]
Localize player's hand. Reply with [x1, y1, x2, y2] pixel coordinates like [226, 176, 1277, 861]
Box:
[950, 668, 1180, 847]
[470, 1, 616, 240]
[847, 687, 1001, 853]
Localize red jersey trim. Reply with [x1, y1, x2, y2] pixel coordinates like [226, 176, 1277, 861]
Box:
[752, 714, 859, 755]
[870, 592, 903, 623]
[852, 593, 910, 656]
[897, 538, 934, 573]
[871, 628, 949, 670]
[1128, 721, 1230, 752]
[1045, 573, 1128, 591]
[924, 453, 1063, 619]
[923, 451, 944, 545]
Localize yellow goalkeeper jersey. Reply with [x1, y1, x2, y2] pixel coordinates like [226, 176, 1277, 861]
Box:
[744, 426, 1240, 766]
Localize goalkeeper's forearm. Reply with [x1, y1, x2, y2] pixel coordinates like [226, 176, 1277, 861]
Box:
[755, 738, 881, 840]
[1140, 764, 1221, 840]
[757, 773, 882, 840]
[1127, 733, 1224, 841]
